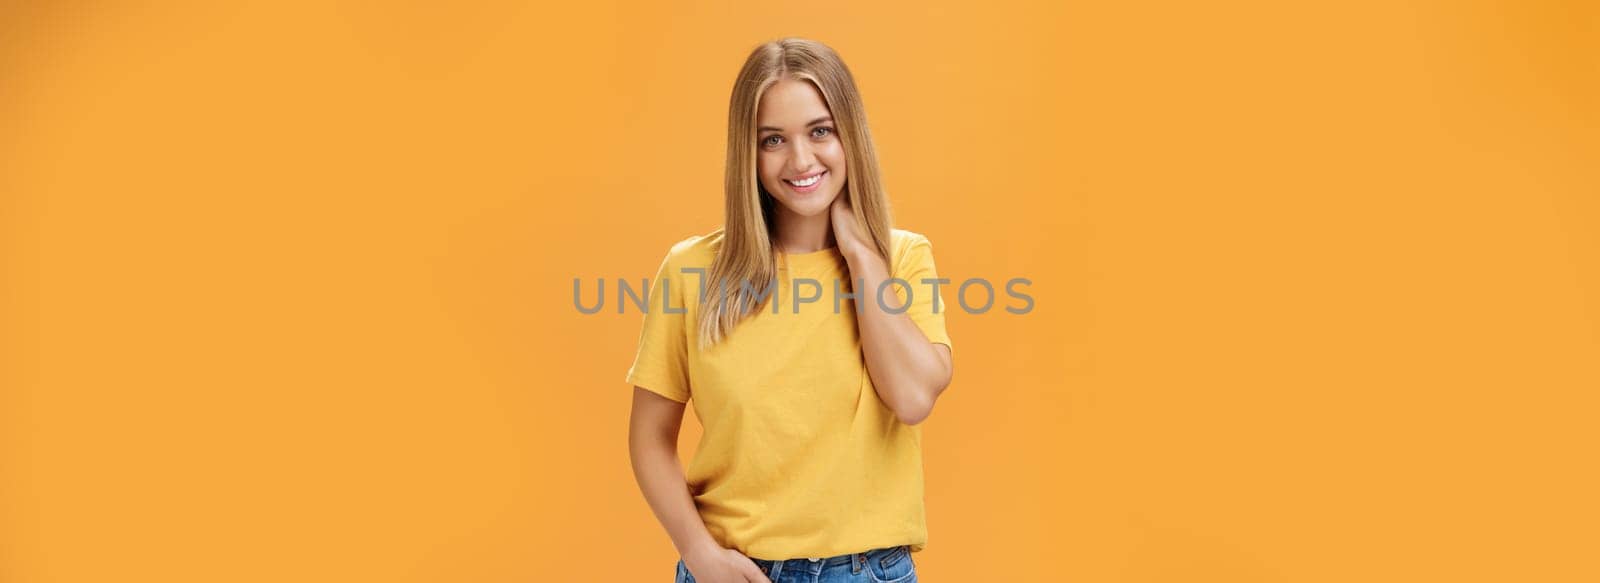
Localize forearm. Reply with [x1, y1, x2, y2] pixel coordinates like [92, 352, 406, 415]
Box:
[843, 247, 952, 425]
[628, 432, 719, 557]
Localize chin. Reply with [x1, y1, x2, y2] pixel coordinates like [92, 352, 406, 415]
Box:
[772, 187, 844, 218]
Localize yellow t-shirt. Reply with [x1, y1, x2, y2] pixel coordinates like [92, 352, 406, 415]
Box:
[625, 227, 953, 561]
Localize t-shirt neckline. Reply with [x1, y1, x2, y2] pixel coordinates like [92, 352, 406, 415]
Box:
[777, 245, 845, 273]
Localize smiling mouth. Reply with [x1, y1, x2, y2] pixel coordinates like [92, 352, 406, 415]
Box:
[784, 170, 827, 192]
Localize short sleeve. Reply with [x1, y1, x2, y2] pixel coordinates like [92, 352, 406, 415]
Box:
[894, 233, 953, 350]
[624, 251, 692, 403]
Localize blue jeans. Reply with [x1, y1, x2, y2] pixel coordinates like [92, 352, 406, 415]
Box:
[675, 545, 918, 583]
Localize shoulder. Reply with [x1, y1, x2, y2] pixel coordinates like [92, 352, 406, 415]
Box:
[890, 227, 936, 257]
[658, 227, 723, 270]
[889, 228, 941, 276]
[891, 228, 932, 246]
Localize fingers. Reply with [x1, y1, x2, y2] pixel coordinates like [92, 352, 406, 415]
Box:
[741, 561, 770, 582]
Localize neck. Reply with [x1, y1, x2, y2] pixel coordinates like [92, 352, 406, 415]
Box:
[773, 207, 836, 253]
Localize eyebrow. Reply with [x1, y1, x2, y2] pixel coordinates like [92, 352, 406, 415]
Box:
[757, 116, 833, 133]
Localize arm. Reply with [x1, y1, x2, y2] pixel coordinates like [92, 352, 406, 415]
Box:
[628, 387, 770, 582]
[627, 387, 716, 557]
[831, 202, 955, 426]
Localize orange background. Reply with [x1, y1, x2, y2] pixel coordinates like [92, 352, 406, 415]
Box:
[3, 1, 1597, 581]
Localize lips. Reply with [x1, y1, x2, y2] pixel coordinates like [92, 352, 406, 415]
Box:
[783, 170, 827, 194]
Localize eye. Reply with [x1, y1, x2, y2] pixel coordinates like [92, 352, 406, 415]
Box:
[761, 135, 783, 149]
[811, 126, 834, 139]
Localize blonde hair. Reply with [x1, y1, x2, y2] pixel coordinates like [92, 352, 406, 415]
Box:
[696, 38, 895, 349]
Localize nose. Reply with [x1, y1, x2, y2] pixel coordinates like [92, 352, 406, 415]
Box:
[787, 139, 817, 175]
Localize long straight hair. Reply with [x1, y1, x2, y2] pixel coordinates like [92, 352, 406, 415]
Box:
[696, 38, 894, 349]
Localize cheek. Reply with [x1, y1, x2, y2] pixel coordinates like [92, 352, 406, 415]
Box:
[757, 152, 782, 181]
[821, 142, 847, 173]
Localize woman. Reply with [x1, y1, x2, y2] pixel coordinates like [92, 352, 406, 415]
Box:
[627, 38, 953, 583]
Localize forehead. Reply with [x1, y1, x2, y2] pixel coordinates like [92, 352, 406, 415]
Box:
[756, 78, 831, 128]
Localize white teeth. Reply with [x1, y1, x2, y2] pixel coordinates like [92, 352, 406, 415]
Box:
[786, 173, 822, 187]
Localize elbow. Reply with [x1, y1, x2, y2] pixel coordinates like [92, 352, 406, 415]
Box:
[898, 371, 952, 426]
[896, 408, 930, 426]
[893, 387, 938, 426]
[885, 352, 953, 426]
[896, 403, 934, 426]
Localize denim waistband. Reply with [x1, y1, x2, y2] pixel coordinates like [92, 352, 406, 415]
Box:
[747, 545, 907, 577]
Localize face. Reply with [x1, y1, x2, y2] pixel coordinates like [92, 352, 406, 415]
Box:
[755, 77, 847, 219]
